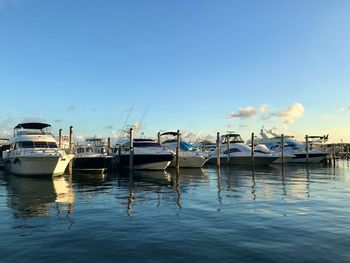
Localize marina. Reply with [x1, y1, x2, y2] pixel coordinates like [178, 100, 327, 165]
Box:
[2, 1, 350, 261]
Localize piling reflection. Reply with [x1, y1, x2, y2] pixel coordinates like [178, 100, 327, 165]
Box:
[213, 165, 321, 202]
[113, 168, 209, 215]
[4, 174, 74, 218]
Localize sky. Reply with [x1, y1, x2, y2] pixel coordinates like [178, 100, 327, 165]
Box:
[1, 0, 350, 143]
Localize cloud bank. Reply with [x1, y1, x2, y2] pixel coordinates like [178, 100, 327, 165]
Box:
[227, 102, 305, 126]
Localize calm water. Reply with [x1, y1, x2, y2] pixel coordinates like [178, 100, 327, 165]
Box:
[1, 161, 350, 262]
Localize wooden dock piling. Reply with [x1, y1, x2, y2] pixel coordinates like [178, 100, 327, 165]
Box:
[176, 130, 180, 171]
[157, 132, 161, 144]
[69, 126, 74, 154]
[216, 132, 220, 167]
[107, 137, 111, 155]
[227, 134, 230, 165]
[305, 135, 309, 163]
[129, 128, 134, 171]
[251, 133, 254, 165]
[281, 134, 284, 166]
[58, 129, 62, 150]
[332, 143, 336, 167]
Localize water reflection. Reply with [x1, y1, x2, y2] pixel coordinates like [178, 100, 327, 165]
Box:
[113, 168, 209, 215]
[4, 174, 74, 218]
[212, 165, 320, 202]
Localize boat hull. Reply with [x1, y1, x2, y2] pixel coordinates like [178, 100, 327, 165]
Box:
[73, 156, 113, 172]
[116, 154, 173, 170]
[207, 156, 279, 166]
[5, 155, 74, 176]
[169, 156, 207, 168]
[289, 153, 327, 163]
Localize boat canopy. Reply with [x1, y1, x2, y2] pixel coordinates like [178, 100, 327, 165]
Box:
[14, 122, 51, 130]
[160, 131, 179, 136]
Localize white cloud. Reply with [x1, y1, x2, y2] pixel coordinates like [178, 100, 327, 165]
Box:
[273, 102, 304, 124]
[258, 104, 269, 113]
[227, 104, 270, 119]
[227, 106, 257, 119]
[338, 106, 350, 112]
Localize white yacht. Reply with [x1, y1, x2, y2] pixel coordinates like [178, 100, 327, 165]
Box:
[114, 138, 174, 170]
[73, 137, 113, 173]
[160, 132, 208, 168]
[207, 133, 279, 166]
[3, 123, 74, 176]
[258, 128, 327, 163]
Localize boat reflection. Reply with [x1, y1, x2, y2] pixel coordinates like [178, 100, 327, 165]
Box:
[113, 169, 209, 215]
[212, 164, 319, 202]
[5, 174, 74, 218]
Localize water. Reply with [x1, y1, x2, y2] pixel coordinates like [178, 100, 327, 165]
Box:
[1, 161, 350, 262]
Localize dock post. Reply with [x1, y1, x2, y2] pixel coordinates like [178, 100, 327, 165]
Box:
[107, 137, 111, 155]
[281, 134, 285, 166]
[347, 145, 349, 160]
[227, 135, 230, 165]
[176, 130, 180, 171]
[305, 135, 309, 163]
[58, 129, 62, 150]
[69, 126, 74, 154]
[251, 133, 254, 166]
[129, 128, 134, 171]
[333, 143, 336, 167]
[216, 132, 220, 167]
[157, 132, 161, 144]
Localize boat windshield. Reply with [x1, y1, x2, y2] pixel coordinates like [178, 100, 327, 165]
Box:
[17, 141, 57, 148]
[180, 141, 193, 151]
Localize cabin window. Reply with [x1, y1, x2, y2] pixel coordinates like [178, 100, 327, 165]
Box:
[34, 141, 49, 148]
[223, 148, 241, 154]
[48, 142, 57, 148]
[20, 141, 34, 148]
[14, 143, 19, 150]
[77, 148, 85, 153]
[133, 142, 161, 148]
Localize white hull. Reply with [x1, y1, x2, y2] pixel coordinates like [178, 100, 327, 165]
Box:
[134, 161, 171, 171]
[169, 156, 207, 168]
[5, 155, 74, 176]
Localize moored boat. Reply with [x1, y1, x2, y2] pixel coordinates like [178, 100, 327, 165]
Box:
[73, 137, 113, 173]
[114, 138, 174, 170]
[207, 133, 279, 166]
[160, 132, 208, 168]
[3, 123, 74, 176]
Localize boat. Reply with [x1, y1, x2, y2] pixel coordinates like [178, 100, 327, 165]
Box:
[73, 137, 113, 173]
[114, 138, 174, 170]
[258, 128, 327, 163]
[3, 122, 74, 176]
[160, 132, 208, 168]
[207, 133, 279, 166]
[0, 138, 10, 170]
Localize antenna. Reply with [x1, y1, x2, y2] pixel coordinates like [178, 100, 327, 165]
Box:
[136, 104, 150, 136]
[118, 104, 134, 141]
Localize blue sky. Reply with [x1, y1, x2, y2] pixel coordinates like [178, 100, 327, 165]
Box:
[1, 0, 350, 142]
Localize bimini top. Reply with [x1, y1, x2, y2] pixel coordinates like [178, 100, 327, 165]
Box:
[14, 122, 51, 130]
[160, 131, 180, 137]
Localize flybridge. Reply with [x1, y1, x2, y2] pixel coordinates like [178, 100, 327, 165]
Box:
[14, 122, 51, 130]
[14, 122, 52, 136]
